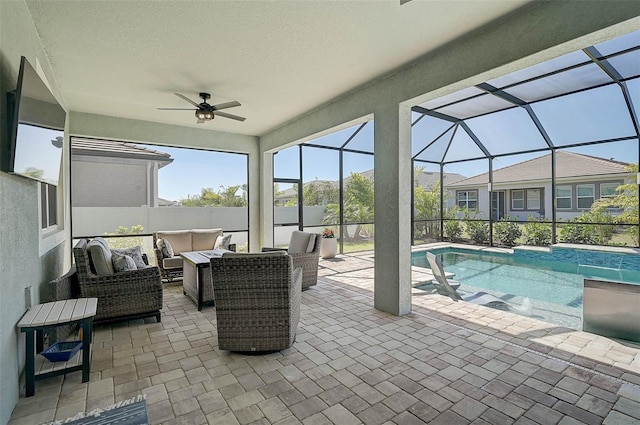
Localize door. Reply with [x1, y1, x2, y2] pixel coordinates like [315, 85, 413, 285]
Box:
[492, 191, 505, 220]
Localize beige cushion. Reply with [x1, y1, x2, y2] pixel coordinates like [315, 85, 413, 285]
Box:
[162, 256, 183, 269]
[306, 234, 317, 253]
[157, 230, 192, 255]
[192, 228, 223, 251]
[288, 231, 313, 254]
[87, 237, 114, 276]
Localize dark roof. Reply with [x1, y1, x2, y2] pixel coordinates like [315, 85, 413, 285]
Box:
[448, 152, 630, 187]
[71, 138, 173, 166]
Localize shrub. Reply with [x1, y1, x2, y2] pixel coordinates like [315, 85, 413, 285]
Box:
[493, 216, 522, 247]
[522, 216, 552, 246]
[465, 220, 489, 244]
[558, 217, 595, 244]
[444, 220, 462, 241]
[558, 211, 616, 245]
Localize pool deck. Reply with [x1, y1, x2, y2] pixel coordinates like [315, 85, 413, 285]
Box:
[321, 250, 640, 380]
[7, 249, 640, 425]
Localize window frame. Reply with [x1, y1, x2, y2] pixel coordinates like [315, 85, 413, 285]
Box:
[456, 190, 478, 210]
[599, 182, 619, 199]
[511, 188, 544, 211]
[555, 185, 572, 210]
[576, 184, 596, 209]
[510, 189, 525, 210]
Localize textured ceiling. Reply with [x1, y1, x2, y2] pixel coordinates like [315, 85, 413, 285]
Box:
[25, 1, 529, 137]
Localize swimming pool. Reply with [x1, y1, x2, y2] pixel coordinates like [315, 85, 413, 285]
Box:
[412, 246, 640, 329]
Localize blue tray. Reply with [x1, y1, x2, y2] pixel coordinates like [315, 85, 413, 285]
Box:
[41, 341, 82, 362]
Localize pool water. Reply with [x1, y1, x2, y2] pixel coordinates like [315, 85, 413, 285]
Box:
[412, 248, 640, 329]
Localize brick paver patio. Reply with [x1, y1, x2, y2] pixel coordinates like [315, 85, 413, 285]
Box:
[8, 251, 640, 424]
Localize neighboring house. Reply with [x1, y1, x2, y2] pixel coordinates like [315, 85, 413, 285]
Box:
[446, 152, 634, 221]
[275, 169, 466, 205]
[158, 197, 182, 207]
[275, 179, 338, 206]
[71, 138, 174, 207]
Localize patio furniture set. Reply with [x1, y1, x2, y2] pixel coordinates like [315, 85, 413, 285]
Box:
[17, 229, 321, 394]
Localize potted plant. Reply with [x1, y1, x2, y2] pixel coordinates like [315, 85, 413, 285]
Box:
[320, 228, 337, 259]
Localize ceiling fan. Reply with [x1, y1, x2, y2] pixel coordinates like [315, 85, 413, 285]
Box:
[157, 92, 246, 123]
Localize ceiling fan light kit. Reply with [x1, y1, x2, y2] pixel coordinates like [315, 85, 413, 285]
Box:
[157, 92, 246, 123]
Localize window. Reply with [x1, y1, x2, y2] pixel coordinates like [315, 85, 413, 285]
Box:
[577, 184, 595, 209]
[600, 182, 619, 199]
[40, 183, 58, 230]
[512, 188, 542, 210]
[527, 189, 541, 210]
[456, 190, 477, 209]
[511, 190, 524, 210]
[556, 186, 572, 209]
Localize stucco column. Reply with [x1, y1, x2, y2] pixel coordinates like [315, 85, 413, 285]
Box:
[259, 151, 274, 251]
[374, 104, 412, 316]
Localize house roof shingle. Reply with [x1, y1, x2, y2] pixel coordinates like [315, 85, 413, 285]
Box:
[447, 152, 630, 187]
[71, 138, 173, 166]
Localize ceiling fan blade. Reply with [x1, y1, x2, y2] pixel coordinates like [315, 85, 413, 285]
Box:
[174, 92, 201, 108]
[156, 107, 198, 110]
[211, 101, 241, 111]
[214, 111, 246, 122]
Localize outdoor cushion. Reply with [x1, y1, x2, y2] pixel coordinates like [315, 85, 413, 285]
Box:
[87, 237, 114, 276]
[192, 228, 223, 251]
[156, 238, 174, 259]
[113, 255, 137, 272]
[156, 230, 192, 255]
[112, 246, 146, 269]
[288, 231, 315, 254]
[162, 256, 183, 270]
[214, 234, 232, 250]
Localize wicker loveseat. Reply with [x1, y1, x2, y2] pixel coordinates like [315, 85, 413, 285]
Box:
[153, 228, 236, 281]
[73, 238, 163, 324]
[210, 252, 302, 352]
[262, 231, 321, 290]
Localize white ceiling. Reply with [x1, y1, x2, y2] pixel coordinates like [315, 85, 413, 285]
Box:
[25, 0, 529, 137]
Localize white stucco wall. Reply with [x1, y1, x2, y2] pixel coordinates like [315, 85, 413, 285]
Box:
[0, 2, 72, 422]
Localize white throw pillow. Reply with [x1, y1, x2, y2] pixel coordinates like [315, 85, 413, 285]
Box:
[112, 254, 137, 272]
[214, 234, 232, 250]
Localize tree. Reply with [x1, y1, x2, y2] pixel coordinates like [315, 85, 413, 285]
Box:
[590, 163, 639, 241]
[414, 180, 442, 241]
[303, 181, 339, 206]
[103, 225, 145, 250]
[181, 185, 247, 207]
[322, 172, 374, 240]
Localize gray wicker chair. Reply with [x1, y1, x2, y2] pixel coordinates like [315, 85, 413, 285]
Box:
[209, 252, 302, 352]
[262, 231, 321, 290]
[73, 239, 163, 324]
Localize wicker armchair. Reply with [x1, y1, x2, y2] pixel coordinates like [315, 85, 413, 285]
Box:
[209, 252, 302, 352]
[262, 231, 321, 290]
[73, 239, 163, 324]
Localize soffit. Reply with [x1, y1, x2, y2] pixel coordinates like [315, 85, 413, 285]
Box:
[25, 0, 528, 137]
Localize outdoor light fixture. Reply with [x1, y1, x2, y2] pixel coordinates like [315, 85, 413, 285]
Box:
[195, 110, 214, 120]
